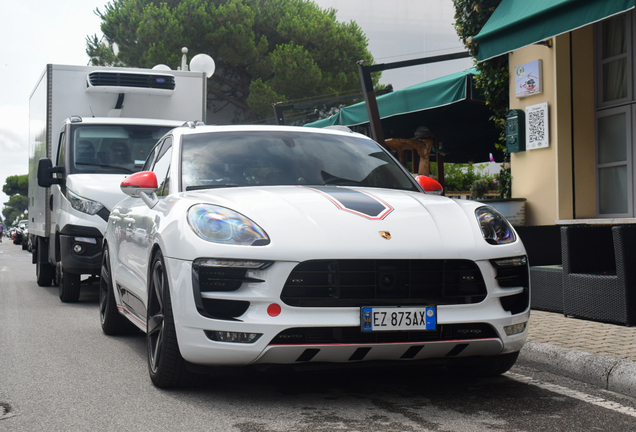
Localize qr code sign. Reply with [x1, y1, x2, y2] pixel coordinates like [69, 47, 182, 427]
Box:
[525, 102, 549, 150]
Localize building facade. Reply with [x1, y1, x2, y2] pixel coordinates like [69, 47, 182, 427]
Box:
[474, 0, 635, 225]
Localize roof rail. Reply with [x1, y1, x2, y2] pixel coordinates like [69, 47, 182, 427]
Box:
[324, 125, 352, 132]
[182, 120, 205, 128]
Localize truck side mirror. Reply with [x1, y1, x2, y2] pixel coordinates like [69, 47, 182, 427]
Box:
[37, 158, 65, 187]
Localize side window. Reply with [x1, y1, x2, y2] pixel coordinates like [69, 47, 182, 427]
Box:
[142, 142, 160, 172]
[158, 168, 171, 197]
[56, 131, 66, 168]
[152, 136, 173, 197]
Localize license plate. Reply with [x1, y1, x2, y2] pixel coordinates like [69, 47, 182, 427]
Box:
[360, 306, 436, 331]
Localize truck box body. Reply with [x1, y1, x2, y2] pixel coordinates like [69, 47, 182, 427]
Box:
[28, 64, 206, 297]
[29, 64, 206, 239]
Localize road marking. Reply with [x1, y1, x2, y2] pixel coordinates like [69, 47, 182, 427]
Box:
[508, 372, 636, 418]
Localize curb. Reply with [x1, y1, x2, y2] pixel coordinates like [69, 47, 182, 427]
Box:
[519, 340, 636, 398]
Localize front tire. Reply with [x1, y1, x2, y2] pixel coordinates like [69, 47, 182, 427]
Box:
[147, 250, 196, 388]
[35, 237, 54, 287]
[59, 265, 81, 303]
[100, 247, 138, 335]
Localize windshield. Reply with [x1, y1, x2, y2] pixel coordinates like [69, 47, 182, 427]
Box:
[69, 124, 176, 174]
[180, 131, 418, 192]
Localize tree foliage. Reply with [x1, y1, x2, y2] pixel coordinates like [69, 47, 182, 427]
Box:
[87, 0, 375, 122]
[431, 162, 496, 192]
[3, 174, 28, 197]
[453, 0, 512, 198]
[2, 174, 28, 225]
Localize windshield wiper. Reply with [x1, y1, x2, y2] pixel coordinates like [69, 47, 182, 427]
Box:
[185, 184, 241, 191]
[75, 162, 133, 174]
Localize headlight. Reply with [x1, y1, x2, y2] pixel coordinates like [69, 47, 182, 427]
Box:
[475, 206, 515, 245]
[187, 204, 269, 246]
[66, 189, 104, 215]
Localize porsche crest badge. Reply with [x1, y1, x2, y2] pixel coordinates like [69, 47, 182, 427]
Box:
[379, 231, 392, 240]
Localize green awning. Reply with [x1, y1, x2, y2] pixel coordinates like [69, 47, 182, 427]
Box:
[305, 68, 477, 128]
[304, 68, 501, 163]
[473, 0, 635, 61]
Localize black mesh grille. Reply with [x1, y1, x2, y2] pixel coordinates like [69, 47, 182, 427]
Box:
[269, 323, 498, 345]
[494, 263, 529, 288]
[197, 266, 248, 292]
[281, 259, 487, 307]
[491, 257, 530, 314]
[87, 72, 176, 90]
[192, 261, 266, 293]
[201, 299, 249, 320]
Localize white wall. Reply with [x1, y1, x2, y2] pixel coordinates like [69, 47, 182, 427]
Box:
[314, 0, 473, 90]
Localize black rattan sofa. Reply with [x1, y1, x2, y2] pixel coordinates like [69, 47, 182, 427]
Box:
[561, 224, 636, 325]
[514, 225, 563, 313]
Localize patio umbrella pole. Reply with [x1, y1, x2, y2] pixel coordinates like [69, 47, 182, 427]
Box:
[357, 51, 471, 149]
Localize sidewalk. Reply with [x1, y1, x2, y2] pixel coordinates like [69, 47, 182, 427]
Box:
[520, 310, 636, 397]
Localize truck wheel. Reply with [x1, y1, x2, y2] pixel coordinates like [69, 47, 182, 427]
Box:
[100, 247, 137, 335]
[59, 266, 81, 303]
[35, 238, 54, 287]
[36, 257, 55, 286]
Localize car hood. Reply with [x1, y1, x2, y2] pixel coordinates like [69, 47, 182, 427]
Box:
[65, 174, 131, 211]
[171, 186, 524, 261]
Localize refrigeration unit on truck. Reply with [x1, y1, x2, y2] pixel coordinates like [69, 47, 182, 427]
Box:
[29, 64, 206, 302]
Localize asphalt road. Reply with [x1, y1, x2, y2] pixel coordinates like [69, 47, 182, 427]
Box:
[2, 239, 636, 431]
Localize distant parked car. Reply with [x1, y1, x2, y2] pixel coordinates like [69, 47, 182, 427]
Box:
[100, 124, 530, 388]
[14, 220, 28, 246]
[21, 224, 30, 251]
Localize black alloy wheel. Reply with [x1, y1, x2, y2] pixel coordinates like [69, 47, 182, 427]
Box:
[147, 250, 196, 388]
[100, 247, 137, 335]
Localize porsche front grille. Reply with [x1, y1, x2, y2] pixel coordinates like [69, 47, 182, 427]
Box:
[281, 259, 487, 307]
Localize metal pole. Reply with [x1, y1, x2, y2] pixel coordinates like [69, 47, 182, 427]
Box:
[357, 61, 385, 146]
[273, 104, 293, 125]
[357, 51, 470, 147]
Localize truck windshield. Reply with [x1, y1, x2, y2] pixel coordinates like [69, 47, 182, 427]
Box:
[69, 124, 174, 174]
[181, 131, 419, 192]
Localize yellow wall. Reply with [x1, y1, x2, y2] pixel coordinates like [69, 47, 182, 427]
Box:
[508, 27, 595, 225]
[571, 27, 597, 218]
[509, 41, 561, 225]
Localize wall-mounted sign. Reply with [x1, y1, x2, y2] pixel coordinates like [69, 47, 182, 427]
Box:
[525, 102, 549, 150]
[515, 59, 542, 98]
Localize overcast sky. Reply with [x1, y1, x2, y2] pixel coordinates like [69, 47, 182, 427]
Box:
[0, 0, 470, 220]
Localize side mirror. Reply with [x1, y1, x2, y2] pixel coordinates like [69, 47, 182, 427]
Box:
[415, 175, 443, 195]
[37, 158, 65, 187]
[121, 171, 159, 208]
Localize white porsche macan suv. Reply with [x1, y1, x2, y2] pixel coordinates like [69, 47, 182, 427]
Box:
[100, 124, 530, 388]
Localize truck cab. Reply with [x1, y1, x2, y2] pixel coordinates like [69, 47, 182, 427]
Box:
[36, 117, 185, 301]
[29, 64, 207, 302]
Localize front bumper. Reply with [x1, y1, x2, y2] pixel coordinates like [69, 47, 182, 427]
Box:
[59, 225, 103, 274]
[163, 257, 530, 367]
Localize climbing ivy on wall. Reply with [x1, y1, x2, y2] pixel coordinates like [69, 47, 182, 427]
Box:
[453, 0, 512, 198]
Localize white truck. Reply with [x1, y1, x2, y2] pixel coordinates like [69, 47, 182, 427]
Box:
[29, 64, 206, 302]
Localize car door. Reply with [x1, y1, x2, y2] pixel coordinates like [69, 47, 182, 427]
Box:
[118, 137, 174, 319]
